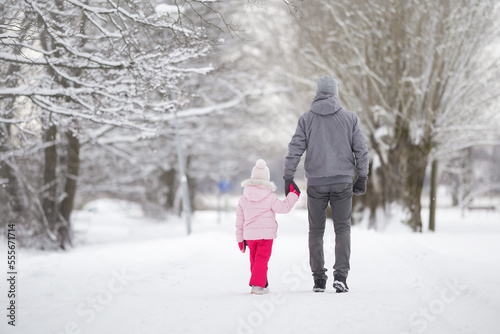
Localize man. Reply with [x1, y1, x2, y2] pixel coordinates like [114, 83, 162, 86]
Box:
[284, 75, 369, 293]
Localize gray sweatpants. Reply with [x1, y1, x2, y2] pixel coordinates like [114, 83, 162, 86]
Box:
[307, 183, 352, 280]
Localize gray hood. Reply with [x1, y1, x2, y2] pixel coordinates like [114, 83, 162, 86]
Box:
[310, 94, 342, 116]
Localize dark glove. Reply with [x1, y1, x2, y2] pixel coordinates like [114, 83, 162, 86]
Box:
[238, 241, 247, 253]
[284, 179, 300, 196]
[353, 176, 367, 196]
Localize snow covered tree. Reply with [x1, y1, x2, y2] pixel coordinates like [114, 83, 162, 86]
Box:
[0, 0, 231, 247]
[293, 0, 500, 231]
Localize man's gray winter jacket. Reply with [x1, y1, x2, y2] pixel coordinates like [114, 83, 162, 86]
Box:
[284, 94, 369, 186]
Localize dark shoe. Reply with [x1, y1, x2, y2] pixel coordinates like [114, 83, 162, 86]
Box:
[313, 278, 327, 292]
[333, 273, 349, 293]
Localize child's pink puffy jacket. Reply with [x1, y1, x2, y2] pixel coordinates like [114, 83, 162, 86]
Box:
[235, 179, 299, 242]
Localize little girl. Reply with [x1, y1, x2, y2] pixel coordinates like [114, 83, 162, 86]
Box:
[235, 159, 300, 295]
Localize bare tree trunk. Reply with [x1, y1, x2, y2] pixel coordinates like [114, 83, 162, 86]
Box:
[368, 164, 385, 230]
[59, 130, 80, 247]
[162, 168, 178, 211]
[187, 155, 196, 213]
[451, 172, 460, 207]
[61, 131, 80, 222]
[42, 123, 58, 232]
[386, 126, 430, 232]
[404, 147, 428, 232]
[429, 159, 438, 232]
[461, 148, 474, 208]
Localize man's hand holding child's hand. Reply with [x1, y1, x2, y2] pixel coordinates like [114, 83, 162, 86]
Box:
[289, 184, 300, 197]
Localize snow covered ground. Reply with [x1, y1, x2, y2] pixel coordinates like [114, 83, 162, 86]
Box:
[2, 199, 500, 334]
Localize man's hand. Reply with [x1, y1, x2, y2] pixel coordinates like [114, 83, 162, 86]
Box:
[285, 179, 300, 196]
[353, 176, 367, 196]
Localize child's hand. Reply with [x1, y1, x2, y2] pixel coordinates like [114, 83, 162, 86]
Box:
[285, 179, 300, 195]
[238, 241, 246, 253]
[289, 184, 300, 197]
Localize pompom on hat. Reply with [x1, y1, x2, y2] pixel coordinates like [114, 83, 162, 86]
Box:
[316, 75, 339, 96]
[251, 159, 270, 182]
[241, 159, 276, 191]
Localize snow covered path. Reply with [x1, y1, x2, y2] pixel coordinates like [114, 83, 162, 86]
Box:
[2, 202, 500, 334]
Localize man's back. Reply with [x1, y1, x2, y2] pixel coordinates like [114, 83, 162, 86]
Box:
[284, 94, 368, 186]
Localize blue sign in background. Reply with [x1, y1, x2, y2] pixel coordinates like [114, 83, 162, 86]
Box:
[218, 180, 232, 193]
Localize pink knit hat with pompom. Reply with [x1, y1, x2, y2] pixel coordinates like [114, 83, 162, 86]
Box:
[250, 159, 270, 182]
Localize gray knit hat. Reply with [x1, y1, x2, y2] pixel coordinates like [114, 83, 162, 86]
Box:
[316, 75, 338, 96]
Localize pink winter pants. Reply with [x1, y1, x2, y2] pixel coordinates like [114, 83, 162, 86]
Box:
[246, 239, 273, 288]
